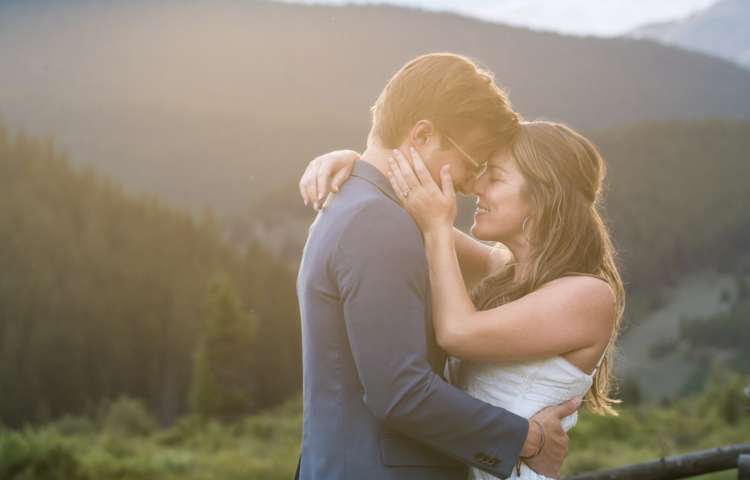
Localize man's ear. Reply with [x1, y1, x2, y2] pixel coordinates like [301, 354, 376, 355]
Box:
[411, 120, 439, 149]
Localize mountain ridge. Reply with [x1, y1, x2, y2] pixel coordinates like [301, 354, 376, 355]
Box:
[2, 0, 750, 210]
[628, 0, 750, 69]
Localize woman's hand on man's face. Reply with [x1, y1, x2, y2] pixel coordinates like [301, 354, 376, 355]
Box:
[299, 150, 361, 210]
[386, 147, 457, 235]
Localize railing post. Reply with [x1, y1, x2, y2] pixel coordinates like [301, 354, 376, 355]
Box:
[738, 454, 750, 480]
[737, 386, 750, 480]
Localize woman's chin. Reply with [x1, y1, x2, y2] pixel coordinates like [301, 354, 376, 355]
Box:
[470, 224, 502, 243]
[470, 224, 487, 241]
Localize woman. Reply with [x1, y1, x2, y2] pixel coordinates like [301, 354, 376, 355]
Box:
[300, 121, 624, 479]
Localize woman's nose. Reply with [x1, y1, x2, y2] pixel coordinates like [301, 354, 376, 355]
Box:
[471, 176, 484, 196]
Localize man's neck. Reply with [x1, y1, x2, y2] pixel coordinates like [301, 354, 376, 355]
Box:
[359, 143, 399, 180]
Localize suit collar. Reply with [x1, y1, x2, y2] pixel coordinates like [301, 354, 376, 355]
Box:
[350, 159, 400, 204]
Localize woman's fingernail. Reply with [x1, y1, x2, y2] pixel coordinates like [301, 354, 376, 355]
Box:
[387, 172, 393, 178]
[444, 165, 450, 172]
[410, 147, 415, 153]
[393, 149, 399, 156]
[304, 199, 309, 205]
[318, 192, 323, 200]
[388, 157, 394, 164]
[332, 185, 338, 193]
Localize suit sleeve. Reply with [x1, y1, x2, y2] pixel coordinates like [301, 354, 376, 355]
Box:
[334, 199, 528, 479]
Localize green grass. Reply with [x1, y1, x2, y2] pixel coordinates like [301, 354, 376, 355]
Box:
[0, 398, 302, 480]
[2, 369, 747, 480]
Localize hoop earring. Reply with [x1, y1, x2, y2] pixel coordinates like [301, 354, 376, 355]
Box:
[522, 215, 534, 244]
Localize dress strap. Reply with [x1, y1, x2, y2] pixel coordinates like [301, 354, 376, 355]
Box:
[590, 342, 610, 376]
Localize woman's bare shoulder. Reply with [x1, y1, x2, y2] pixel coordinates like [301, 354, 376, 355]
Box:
[536, 275, 616, 321]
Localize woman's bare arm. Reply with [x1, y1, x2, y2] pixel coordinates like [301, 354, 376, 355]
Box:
[453, 228, 509, 291]
[425, 228, 615, 369]
[382, 146, 614, 369]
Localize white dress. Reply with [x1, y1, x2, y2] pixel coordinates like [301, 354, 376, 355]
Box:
[450, 353, 605, 480]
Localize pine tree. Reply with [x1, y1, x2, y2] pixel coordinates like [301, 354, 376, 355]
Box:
[190, 276, 257, 421]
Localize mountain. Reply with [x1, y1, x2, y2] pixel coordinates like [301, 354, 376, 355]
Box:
[2, 0, 750, 211]
[628, 0, 750, 70]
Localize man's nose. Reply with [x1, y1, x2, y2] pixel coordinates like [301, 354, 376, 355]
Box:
[458, 175, 476, 195]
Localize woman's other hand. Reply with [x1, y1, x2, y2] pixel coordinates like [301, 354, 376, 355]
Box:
[386, 147, 457, 236]
[299, 150, 361, 209]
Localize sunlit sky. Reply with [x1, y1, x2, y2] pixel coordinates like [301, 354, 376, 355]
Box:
[275, 0, 719, 36]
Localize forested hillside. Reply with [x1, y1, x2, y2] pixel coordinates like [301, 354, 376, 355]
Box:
[591, 119, 750, 296]
[681, 262, 750, 373]
[2, 0, 750, 210]
[0, 119, 301, 427]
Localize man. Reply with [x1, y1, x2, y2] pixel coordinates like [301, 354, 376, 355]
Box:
[296, 53, 579, 480]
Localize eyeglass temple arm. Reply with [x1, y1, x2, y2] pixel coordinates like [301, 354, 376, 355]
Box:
[442, 134, 481, 168]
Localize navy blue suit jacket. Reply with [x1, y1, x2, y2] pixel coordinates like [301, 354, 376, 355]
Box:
[295, 160, 528, 480]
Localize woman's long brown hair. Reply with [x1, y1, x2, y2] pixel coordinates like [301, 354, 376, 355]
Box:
[471, 121, 625, 416]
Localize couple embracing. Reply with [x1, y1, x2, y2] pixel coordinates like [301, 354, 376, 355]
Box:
[295, 53, 624, 480]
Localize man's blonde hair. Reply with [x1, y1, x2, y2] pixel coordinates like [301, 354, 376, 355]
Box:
[369, 53, 520, 150]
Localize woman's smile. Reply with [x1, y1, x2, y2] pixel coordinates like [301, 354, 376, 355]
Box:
[469, 149, 533, 244]
[475, 204, 490, 216]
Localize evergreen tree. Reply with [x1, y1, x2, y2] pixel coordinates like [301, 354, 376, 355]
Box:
[190, 277, 257, 421]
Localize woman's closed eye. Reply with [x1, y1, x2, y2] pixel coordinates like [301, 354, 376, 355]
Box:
[486, 165, 505, 183]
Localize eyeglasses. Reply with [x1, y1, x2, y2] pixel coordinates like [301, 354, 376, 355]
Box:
[436, 129, 487, 178]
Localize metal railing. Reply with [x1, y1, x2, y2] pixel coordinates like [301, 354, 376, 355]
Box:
[564, 385, 750, 480]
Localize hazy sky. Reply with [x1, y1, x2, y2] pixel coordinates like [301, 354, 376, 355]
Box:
[276, 0, 719, 36]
